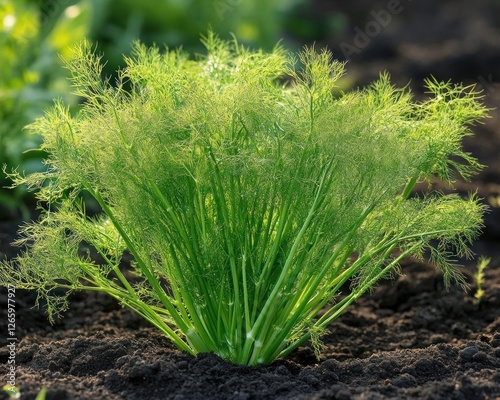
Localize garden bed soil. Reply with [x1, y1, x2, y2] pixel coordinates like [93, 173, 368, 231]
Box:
[1, 0, 500, 398]
[1, 225, 499, 400]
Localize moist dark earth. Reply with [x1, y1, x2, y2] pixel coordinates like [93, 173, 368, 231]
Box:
[1, 0, 500, 399]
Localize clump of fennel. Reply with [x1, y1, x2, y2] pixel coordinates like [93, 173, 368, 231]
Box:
[1, 34, 487, 365]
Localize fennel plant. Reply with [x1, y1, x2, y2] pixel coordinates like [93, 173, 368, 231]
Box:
[1, 34, 487, 365]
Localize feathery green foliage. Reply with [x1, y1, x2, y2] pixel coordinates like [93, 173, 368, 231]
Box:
[1, 34, 487, 365]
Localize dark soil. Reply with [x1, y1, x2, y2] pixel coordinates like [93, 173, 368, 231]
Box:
[1, 0, 500, 398]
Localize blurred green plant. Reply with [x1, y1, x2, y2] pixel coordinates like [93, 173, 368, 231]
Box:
[0, 0, 91, 217]
[90, 0, 307, 73]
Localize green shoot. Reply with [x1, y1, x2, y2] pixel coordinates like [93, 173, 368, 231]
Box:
[0, 35, 488, 365]
[2, 385, 20, 399]
[35, 387, 47, 400]
[474, 256, 491, 304]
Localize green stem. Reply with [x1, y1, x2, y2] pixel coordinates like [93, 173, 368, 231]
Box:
[247, 159, 333, 360]
[257, 206, 373, 362]
[277, 245, 415, 360]
[206, 146, 242, 351]
[401, 176, 418, 199]
[87, 186, 191, 334]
